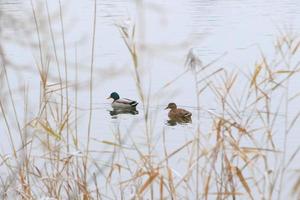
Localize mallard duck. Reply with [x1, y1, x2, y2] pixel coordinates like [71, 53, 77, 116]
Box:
[165, 103, 192, 123]
[107, 92, 138, 109]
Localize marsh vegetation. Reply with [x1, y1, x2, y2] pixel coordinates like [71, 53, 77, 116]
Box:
[0, 0, 300, 199]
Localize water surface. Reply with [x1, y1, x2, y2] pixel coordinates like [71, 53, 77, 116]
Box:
[1, 0, 300, 198]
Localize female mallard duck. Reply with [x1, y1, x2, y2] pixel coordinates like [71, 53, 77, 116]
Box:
[165, 103, 192, 123]
[107, 92, 138, 109]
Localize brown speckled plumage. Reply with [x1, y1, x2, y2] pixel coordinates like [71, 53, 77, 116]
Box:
[165, 103, 192, 122]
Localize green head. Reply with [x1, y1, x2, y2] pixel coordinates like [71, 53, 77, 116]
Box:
[108, 92, 120, 100]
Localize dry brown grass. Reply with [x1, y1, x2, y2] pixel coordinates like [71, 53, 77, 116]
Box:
[0, 1, 300, 200]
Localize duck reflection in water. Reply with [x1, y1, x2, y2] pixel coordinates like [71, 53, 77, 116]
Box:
[166, 118, 192, 126]
[165, 103, 192, 126]
[109, 108, 139, 117]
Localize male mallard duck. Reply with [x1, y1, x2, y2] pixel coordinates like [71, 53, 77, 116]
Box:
[165, 103, 192, 123]
[107, 92, 138, 109]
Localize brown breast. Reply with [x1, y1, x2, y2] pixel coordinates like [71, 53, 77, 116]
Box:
[168, 108, 192, 119]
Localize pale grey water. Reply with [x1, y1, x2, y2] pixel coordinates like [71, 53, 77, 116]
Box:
[1, 0, 300, 199]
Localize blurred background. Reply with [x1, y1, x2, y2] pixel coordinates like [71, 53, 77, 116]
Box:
[1, 0, 300, 199]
